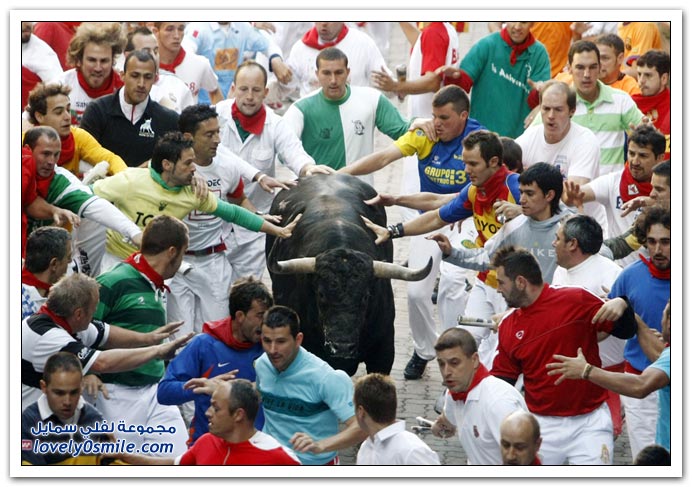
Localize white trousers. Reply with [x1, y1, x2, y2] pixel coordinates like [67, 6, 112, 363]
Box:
[167, 251, 232, 336]
[93, 382, 188, 457]
[536, 402, 614, 465]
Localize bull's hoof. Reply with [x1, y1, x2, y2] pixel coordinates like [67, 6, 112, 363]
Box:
[404, 351, 430, 380]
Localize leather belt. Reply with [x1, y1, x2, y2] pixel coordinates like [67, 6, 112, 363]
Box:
[185, 242, 227, 256]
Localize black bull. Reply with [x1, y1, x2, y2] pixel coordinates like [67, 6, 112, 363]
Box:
[265, 174, 432, 376]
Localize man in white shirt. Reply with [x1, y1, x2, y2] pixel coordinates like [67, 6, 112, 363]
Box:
[562, 124, 666, 267]
[355, 373, 440, 465]
[431, 328, 527, 465]
[216, 60, 331, 281]
[516, 81, 604, 229]
[282, 22, 389, 98]
[551, 214, 625, 437]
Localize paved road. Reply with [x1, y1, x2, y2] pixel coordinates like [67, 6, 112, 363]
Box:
[267, 22, 633, 467]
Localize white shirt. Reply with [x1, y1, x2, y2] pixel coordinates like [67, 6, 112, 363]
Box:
[588, 171, 641, 267]
[444, 375, 527, 465]
[150, 72, 195, 114]
[160, 50, 220, 103]
[184, 145, 245, 251]
[216, 99, 315, 245]
[285, 27, 388, 98]
[407, 22, 458, 119]
[356, 420, 440, 465]
[516, 123, 600, 182]
[552, 254, 625, 368]
[22, 34, 63, 85]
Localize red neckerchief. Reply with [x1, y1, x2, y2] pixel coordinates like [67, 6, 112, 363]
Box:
[633, 89, 670, 131]
[159, 47, 186, 73]
[301, 24, 349, 49]
[531, 456, 542, 465]
[232, 101, 266, 136]
[202, 317, 254, 350]
[23, 146, 55, 197]
[450, 364, 491, 402]
[76, 69, 123, 99]
[473, 165, 511, 217]
[500, 27, 536, 66]
[38, 303, 74, 335]
[124, 252, 170, 293]
[21, 268, 52, 292]
[58, 131, 76, 167]
[639, 254, 670, 280]
[619, 163, 652, 203]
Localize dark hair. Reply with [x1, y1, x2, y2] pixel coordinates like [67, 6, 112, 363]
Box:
[628, 125, 667, 158]
[490, 245, 543, 286]
[228, 379, 260, 422]
[568, 40, 600, 65]
[633, 207, 670, 245]
[229, 277, 273, 317]
[595, 33, 626, 56]
[462, 130, 503, 167]
[235, 60, 268, 87]
[316, 47, 348, 69]
[140, 215, 188, 255]
[500, 137, 523, 173]
[46, 273, 100, 318]
[25, 227, 72, 274]
[353, 373, 397, 424]
[432, 85, 470, 114]
[539, 80, 577, 113]
[123, 49, 157, 74]
[633, 444, 671, 466]
[150, 131, 194, 174]
[262, 305, 301, 338]
[652, 160, 671, 187]
[637, 50, 670, 76]
[26, 83, 72, 124]
[561, 214, 603, 255]
[125, 26, 154, 52]
[434, 327, 478, 356]
[43, 352, 83, 384]
[518, 163, 563, 216]
[23, 126, 60, 149]
[178, 104, 218, 135]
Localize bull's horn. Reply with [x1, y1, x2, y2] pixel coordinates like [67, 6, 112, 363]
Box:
[373, 257, 433, 281]
[275, 257, 317, 274]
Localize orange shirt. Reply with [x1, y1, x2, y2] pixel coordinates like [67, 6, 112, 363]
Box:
[531, 22, 573, 78]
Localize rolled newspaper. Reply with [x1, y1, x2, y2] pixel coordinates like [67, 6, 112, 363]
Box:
[457, 315, 496, 328]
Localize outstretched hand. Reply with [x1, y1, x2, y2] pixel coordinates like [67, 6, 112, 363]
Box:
[545, 347, 588, 385]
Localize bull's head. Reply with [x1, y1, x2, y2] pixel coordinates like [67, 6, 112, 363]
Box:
[272, 249, 431, 360]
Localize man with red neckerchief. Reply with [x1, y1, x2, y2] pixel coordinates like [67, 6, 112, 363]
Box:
[50, 22, 125, 125]
[215, 60, 330, 283]
[632, 50, 671, 159]
[362, 130, 520, 379]
[282, 22, 389, 98]
[562, 124, 666, 267]
[437, 22, 551, 138]
[152, 22, 223, 105]
[606, 207, 670, 460]
[91, 215, 193, 457]
[431, 327, 527, 465]
[21, 227, 72, 320]
[158, 277, 274, 446]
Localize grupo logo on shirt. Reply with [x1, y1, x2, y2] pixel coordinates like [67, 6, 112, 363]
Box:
[515, 330, 524, 340]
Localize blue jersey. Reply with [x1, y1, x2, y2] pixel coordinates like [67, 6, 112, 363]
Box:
[394, 117, 485, 194]
[157, 325, 264, 446]
[255, 348, 354, 465]
[608, 260, 670, 372]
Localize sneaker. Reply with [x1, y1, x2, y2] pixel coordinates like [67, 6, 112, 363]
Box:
[404, 352, 429, 380]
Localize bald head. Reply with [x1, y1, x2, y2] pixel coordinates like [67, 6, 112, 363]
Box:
[500, 410, 542, 465]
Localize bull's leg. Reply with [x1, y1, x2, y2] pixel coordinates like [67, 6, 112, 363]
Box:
[364, 321, 395, 375]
